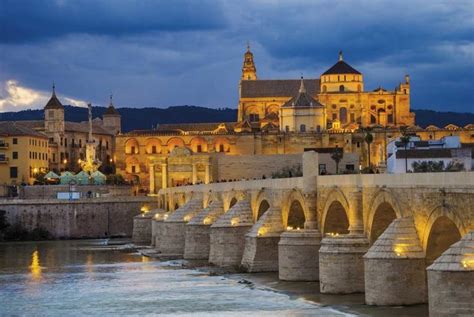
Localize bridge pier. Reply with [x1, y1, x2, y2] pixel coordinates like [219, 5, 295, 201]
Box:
[278, 229, 321, 281]
[183, 200, 224, 260]
[241, 206, 284, 272]
[209, 199, 253, 268]
[427, 231, 473, 316]
[319, 233, 369, 294]
[151, 209, 168, 248]
[364, 217, 427, 306]
[132, 209, 161, 246]
[159, 198, 203, 259]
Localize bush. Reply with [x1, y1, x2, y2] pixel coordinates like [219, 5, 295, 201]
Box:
[106, 174, 126, 185]
[445, 161, 465, 172]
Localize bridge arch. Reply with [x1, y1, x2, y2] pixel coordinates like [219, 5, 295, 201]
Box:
[281, 190, 307, 229]
[253, 190, 272, 222]
[366, 190, 403, 244]
[222, 191, 240, 212]
[320, 188, 350, 235]
[423, 206, 465, 265]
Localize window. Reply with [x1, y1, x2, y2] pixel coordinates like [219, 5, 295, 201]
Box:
[285, 125, 290, 132]
[106, 141, 109, 150]
[12, 138, 18, 145]
[322, 85, 327, 92]
[332, 113, 337, 120]
[152, 145, 157, 154]
[60, 138, 63, 146]
[64, 138, 67, 147]
[12, 152, 18, 159]
[196, 145, 202, 153]
[345, 164, 355, 171]
[370, 115, 377, 124]
[79, 139, 82, 147]
[316, 125, 321, 133]
[249, 113, 260, 122]
[131, 165, 136, 173]
[131, 146, 136, 154]
[339, 107, 348, 124]
[318, 164, 327, 175]
[10, 167, 18, 179]
[357, 142, 360, 148]
[219, 144, 225, 152]
[300, 124, 306, 132]
[350, 112, 355, 122]
[387, 114, 394, 123]
[52, 153, 56, 162]
[48, 110, 54, 118]
[339, 85, 344, 92]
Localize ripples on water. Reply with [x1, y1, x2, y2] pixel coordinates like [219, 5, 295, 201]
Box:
[0, 240, 348, 316]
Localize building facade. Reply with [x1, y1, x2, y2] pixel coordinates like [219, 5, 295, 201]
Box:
[113, 47, 473, 192]
[0, 122, 49, 185]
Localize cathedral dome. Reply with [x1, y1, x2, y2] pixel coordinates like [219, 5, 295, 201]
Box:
[322, 51, 361, 75]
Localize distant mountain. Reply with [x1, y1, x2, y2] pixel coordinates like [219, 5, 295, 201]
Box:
[0, 106, 472, 132]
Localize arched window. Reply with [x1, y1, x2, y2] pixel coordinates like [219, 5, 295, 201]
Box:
[249, 113, 260, 122]
[322, 85, 327, 92]
[339, 85, 345, 92]
[300, 124, 306, 132]
[357, 84, 361, 92]
[370, 114, 377, 124]
[219, 144, 224, 152]
[339, 107, 348, 124]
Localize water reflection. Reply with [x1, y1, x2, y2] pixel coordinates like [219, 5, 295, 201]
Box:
[29, 250, 42, 281]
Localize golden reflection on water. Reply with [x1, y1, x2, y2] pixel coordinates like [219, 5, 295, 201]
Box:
[86, 254, 94, 274]
[29, 250, 42, 281]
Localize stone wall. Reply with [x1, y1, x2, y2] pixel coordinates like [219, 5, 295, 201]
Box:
[216, 154, 302, 180]
[20, 185, 132, 199]
[1, 197, 156, 239]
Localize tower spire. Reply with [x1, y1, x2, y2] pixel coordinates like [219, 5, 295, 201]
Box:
[52, 82, 56, 96]
[299, 76, 306, 93]
[109, 94, 113, 106]
[241, 43, 257, 80]
[339, 50, 343, 61]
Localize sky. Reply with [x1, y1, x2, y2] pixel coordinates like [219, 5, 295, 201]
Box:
[0, 0, 473, 113]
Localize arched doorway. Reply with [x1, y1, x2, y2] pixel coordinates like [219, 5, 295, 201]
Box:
[287, 200, 305, 229]
[369, 202, 397, 244]
[426, 216, 461, 265]
[257, 200, 270, 220]
[323, 201, 349, 234]
[339, 107, 348, 124]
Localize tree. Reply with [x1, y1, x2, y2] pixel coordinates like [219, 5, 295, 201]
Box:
[331, 148, 344, 174]
[364, 129, 374, 171]
[399, 134, 411, 173]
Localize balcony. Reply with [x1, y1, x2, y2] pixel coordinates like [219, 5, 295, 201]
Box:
[0, 142, 9, 149]
[0, 156, 9, 163]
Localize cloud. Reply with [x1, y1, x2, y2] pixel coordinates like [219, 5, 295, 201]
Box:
[0, 0, 472, 113]
[0, 0, 226, 43]
[0, 80, 87, 111]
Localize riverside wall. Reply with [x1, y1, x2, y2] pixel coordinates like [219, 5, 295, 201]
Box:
[1, 196, 157, 239]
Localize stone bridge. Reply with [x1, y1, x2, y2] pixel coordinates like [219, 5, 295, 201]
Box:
[135, 152, 474, 315]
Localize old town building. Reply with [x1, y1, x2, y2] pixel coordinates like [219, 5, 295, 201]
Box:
[115, 47, 474, 193]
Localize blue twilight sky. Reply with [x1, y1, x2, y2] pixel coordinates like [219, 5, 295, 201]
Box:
[0, 0, 473, 113]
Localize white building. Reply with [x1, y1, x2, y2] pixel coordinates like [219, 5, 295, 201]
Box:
[387, 136, 473, 173]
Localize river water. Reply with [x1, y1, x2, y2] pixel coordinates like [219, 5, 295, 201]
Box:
[0, 240, 427, 316]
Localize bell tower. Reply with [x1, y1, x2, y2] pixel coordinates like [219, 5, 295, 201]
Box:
[241, 43, 257, 80]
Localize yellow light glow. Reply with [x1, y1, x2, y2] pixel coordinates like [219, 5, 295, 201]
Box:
[63, 159, 68, 164]
[296, 227, 301, 231]
[286, 226, 293, 231]
[163, 214, 169, 220]
[394, 246, 403, 257]
[29, 250, 42, 281]
[154, 213, 162, 220]
[258, 228, 267, 236]
[33, 167, 38, 174]
[231, 217, 239, 226]
[461, 258, 474, 269]
[183, 215, 191, 222]
[203, 217, 212, 225]
[140, 206, 149, 213]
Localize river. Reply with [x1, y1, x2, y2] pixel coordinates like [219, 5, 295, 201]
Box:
[0, 240, 427, 316]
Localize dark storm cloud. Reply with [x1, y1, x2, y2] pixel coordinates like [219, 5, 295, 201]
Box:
[0, 0, 226, 43]
[0, 0, 473, 113]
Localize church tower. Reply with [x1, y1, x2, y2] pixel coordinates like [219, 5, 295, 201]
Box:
[241, 44, 257, 80]
[103, 95, 121, 135]
[44, 84, 65, 134]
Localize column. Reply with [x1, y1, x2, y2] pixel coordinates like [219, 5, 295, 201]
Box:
[149, 163, 155, 194]
[192, 163, 197, 185]
[161, 163, 167, 189]
[205, 163, 211, 184]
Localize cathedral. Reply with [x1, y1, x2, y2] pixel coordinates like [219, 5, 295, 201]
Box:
[237, 47, 414, 132]
[114, 46, 472, 193]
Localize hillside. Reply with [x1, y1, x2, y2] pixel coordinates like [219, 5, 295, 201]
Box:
[0, 106, 472, 132]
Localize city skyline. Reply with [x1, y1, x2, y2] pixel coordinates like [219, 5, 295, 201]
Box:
[0, 0, 473, 113]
